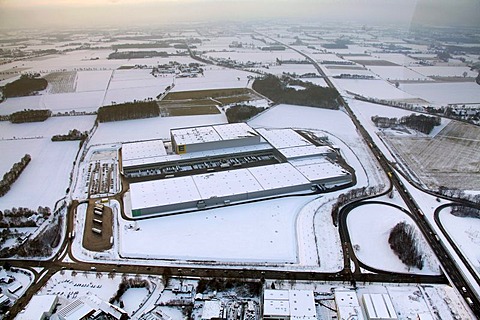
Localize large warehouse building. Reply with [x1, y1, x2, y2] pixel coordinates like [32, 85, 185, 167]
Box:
[122, 123, 354, 218]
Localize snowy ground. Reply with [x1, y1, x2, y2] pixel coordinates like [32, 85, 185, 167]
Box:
[332, 78, 417, 100]
[0, 138, 79, 211]
[119, 196, 314, 263]
[88, 113, 227, 146]
[399, 82, 480, 105]
[347, 202, 440, 275]
[439, 208, 480, 277]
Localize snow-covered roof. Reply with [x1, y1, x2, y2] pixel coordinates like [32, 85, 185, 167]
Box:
[257, 128, 312, 149]
[56, 299, 95, 320]
[17, 295, 58, 320]
[264, 289, 289, 300]
[130, 163, 313, 211]
[248, 163, 310, 189]
[334, 291, 365, 320]
[172, 125, 221, 145]
[130, 176, 202, 209]
[123, 143, 272, 169]
[293, 160, 350, 182]
[264, 299, 290, 317]
[278, 145, 334, 160]
[202, 300, 222, 320]
[122, 140, 167, 161]
[192, 169, 264, 199]
[362, 294, 397, 320]
[171, 123, 258, 146]
[289, 290, 317, 319]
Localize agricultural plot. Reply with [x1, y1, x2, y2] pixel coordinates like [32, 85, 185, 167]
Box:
[385, 121, 480, 190]
[44, 71, 77, 93]
[76, 70, 113, 92]
[349, 59, 399, 66]
[410, 66, 477, 78]
[332, 78, 416, 100]
[400, 82, 480, 105]
[368, 66, 431, 81]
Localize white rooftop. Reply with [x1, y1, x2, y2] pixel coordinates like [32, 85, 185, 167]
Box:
[248, 163, 310, 189]
[264, 289, 289, 300]
[172, 126, 221, 145]
[293, 160, 350, 182]
[257, 128, 312, 149]
[17, 295, 58, 320]
[289, 290, 317, 319]
[362, 294, 397, 320]
[279, 145, 334, 160]
[130, 176, 202, 210]
[264, 299, 290, 317]
[123, 143, 272, 169]
[172, 123, 257, 146]
[129, 163, 313, 212]
[122, 140, 167, 162]
[193, 169, 264, 199]
[335, 291, 365, 320]
[202, 300, 222, 320]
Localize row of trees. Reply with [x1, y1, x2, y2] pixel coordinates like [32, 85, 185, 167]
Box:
[450, 205, 480, 219]
[10, 109, 52, 123]
[0, 154, 31, 197]
[196, 278, 261, 297]
[51, 129, 88, 142]
[371, 113, 441, 134]
[0, 206, 51, 228]
[437, 186, 480, 204]
[97, 101, 159, 122]
[252, 75, 340, 109]
[388, 221, 424, 270]
[2, 74, 48, 98]
[225, 104, 265, 123]
[108, 51, 169, 59]
[331, 185, 385, 224]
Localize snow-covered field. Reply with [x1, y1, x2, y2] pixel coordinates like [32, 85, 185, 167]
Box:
[410, 66, 477, 78]
[0, 116, 95, 140]
[120, 196, 314, 263]
[332, 78, 417, 100]
[0, 138, 78, 210]
[76, 70, 113, 92]
[89, 113, 227, 146]
[439, 208, 480, 275]
[347, 202, 440, 275]
[400, 82, 480, 105]
[368, 66, 431, 81]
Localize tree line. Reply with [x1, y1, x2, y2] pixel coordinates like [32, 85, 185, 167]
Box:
[252, 75, 339, 109]
[2, 74, 48, 98]
[97, 101, 160, 122]
[10, 109, 52, 123]
[450, 205, 480, 219]
[52, 129, 88, 142]
[226, 104, 265, 123]
[388, 221, 424, 270]
[371, 113, 441, 134]
[0, 154, 31, 197]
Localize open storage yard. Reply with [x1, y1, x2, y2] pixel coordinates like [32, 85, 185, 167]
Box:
[385, 121, 480, 190]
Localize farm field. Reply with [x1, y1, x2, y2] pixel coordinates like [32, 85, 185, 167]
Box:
[400, 82, 480, 105]
[44, 71, 77, 93]
[385, 121, 480, 190]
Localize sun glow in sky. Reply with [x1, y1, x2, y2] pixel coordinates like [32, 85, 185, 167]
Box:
[0, 0, 478, 29]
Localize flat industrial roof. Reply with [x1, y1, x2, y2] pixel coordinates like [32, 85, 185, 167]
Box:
[130, 176, 202, 210]
[363, 294, 397, 319]
[335, 291, 365, 320]
[202, 300, 222, 320]
[264, 289, 289, 300]
[129, 163, 313, 211]
[17, 295, 57, 320]
[289, 290, 316, 319]
[171, 123, 257, 146]
[122, 140, 167, 161]
[123, 143, 272, 169]
[293, 160, 349, 182]
[263, 299, 290, 317]
[257, 128, 312, 149]
[278, 145, 334, 160]
[248, 163, 310, 189]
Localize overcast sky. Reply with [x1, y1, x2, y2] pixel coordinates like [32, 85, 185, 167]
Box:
[0, 0, 479, 30]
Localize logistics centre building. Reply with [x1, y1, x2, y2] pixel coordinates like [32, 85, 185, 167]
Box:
[122, 123, 354, 218]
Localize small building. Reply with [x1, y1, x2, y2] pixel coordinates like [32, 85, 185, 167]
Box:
[17, 295, 58, 320]
[334, 290, 365, 320]
[202, 300, 224, 320]
[362, 294, 397, 320]
[7, 282, 23, 294]
[263, 289, 316, 320]
[0, 294, 9, 307]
